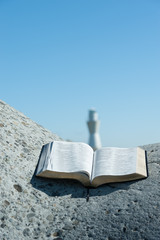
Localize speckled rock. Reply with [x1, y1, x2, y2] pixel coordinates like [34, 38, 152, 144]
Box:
[0, 100, 160, 240]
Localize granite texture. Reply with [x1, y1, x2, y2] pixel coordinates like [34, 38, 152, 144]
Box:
[0, 100, 160, 240]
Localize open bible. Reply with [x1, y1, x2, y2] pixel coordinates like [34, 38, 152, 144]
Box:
[35, 141, 147, 187]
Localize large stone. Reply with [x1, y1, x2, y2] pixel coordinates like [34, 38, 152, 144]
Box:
[0, 100, 160, 240]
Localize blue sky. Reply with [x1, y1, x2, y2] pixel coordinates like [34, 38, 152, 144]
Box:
[0, 0, 160, 147]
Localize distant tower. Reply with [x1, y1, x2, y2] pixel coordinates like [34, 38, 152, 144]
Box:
[87, 109, 101, 151]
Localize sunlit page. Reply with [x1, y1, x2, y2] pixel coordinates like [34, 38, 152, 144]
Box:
[47, 141, 93, 177]
[92, 147, 137, 180]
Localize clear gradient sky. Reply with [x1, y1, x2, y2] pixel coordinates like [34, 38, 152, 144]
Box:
[0, 0, 160, 147]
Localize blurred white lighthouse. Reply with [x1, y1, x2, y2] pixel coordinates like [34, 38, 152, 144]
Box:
[87, 109, 101, 151]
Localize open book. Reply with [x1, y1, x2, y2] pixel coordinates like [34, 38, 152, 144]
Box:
[35, 141, 147, 187]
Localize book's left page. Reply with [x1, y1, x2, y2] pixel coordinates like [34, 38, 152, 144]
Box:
[36, 141, 94, 186]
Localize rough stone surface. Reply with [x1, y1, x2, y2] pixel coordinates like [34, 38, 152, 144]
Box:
[0, 100, 160, 240]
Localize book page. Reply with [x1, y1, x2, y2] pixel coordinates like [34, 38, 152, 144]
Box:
[37, 141, 94, 178]
[136, 147, 147, 177]
[92, 147, 137, 181]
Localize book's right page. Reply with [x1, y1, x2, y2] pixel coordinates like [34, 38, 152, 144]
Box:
[91, 147, 147, 187]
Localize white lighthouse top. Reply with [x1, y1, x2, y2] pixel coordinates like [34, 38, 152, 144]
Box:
[87, 109, 101, 150]
[89, 109, 98, 121]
